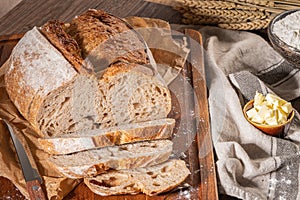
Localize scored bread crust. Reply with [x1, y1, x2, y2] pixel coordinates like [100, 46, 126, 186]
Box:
[65, 9, 129, 58]
[65, 9, 148, 66]
[84, 159, 190, 196]
[49, 140, 173, 179]
[40, 20, 93, 74]
[38, 118, 175, 155]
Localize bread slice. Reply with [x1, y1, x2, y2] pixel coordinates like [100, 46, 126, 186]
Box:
[38, 118, 175, 155]
[84, 159, 190, 196]
[97, 61, 171, 129]
[49, 140, 173, 179]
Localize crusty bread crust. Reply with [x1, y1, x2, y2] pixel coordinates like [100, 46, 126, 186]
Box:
[4, 27, 78, 134]
[49, 140, 173, 179]
[38, 118, 175, 155]
[66, 9, 129, 57]
[84, 159, 190, 196]
[65, 9, 148, 67]
[40, 20, 93, 74]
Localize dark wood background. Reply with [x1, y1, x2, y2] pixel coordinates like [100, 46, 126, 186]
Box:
[0, 0, 182, 36]
[0, 0, 241, 199]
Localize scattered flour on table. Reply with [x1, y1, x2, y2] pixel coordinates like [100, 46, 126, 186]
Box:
[177, 184, 198, 200]
[273, 11, 300, 49]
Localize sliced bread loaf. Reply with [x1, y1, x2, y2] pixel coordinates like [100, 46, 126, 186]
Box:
[84, 159, 190, 196]
[5, 9, 171, 137]
[38, 118, 175, 155]
[49, 139, 173, 179]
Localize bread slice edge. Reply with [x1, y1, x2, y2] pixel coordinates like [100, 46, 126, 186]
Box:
[38, 118, 175, 154]
[83, 159, 190, 196]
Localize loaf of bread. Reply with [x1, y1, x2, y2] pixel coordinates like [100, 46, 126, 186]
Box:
[38, 118, 175, 155]
[84, 159, 190, 196]
[4, 9, 171, 137]
[49, 139, 173, 178]
[5, 9, 190, 196]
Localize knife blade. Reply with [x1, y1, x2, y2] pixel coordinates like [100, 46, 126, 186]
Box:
[3, 119, 47, 200]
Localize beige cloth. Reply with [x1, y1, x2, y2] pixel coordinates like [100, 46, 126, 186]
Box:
[200, 26, 300, 200]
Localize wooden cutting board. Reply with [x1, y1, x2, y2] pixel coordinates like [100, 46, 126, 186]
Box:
[0, 29, 218, 200]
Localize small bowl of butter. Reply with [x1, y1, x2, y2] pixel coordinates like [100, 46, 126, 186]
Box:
[243, 92, 294, 137]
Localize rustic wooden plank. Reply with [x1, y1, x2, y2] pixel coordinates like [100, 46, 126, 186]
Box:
[0, 6, 219, 197]
[166, 32, 201, 199]
[184, 29, 219, 200]
[0, 41, 19, 67]
[0, 33, 24, 42]
[0, 0, 182, 36]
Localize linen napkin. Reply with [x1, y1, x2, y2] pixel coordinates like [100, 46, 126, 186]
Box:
[200, 26, 300, 200]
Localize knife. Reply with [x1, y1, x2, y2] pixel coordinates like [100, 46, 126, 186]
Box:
[3, 119, 47, 200]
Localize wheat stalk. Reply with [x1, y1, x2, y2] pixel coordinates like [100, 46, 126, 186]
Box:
[274, 0, 300, 7]
[173, 0, 300, 30]
[245, 0, 300, 9]
[182, 15, 251, 25]
[218, 17, 273, 30]
[226, 0, 288, 13]
[175, 0, 261, 11]
[175, 0, 236, 9]
[236, 0, 275, 7]
[275, 4, 300, 10]
[236, 4, 259, 10]
[185, 7, 270, 20]
[226, 0, 275, 11]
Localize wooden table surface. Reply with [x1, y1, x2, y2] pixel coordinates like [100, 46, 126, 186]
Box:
[0, 0, 239, 199]
[0, 0, 182, 36]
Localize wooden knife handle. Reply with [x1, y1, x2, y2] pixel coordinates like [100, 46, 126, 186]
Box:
[26, 180, 47, 200]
